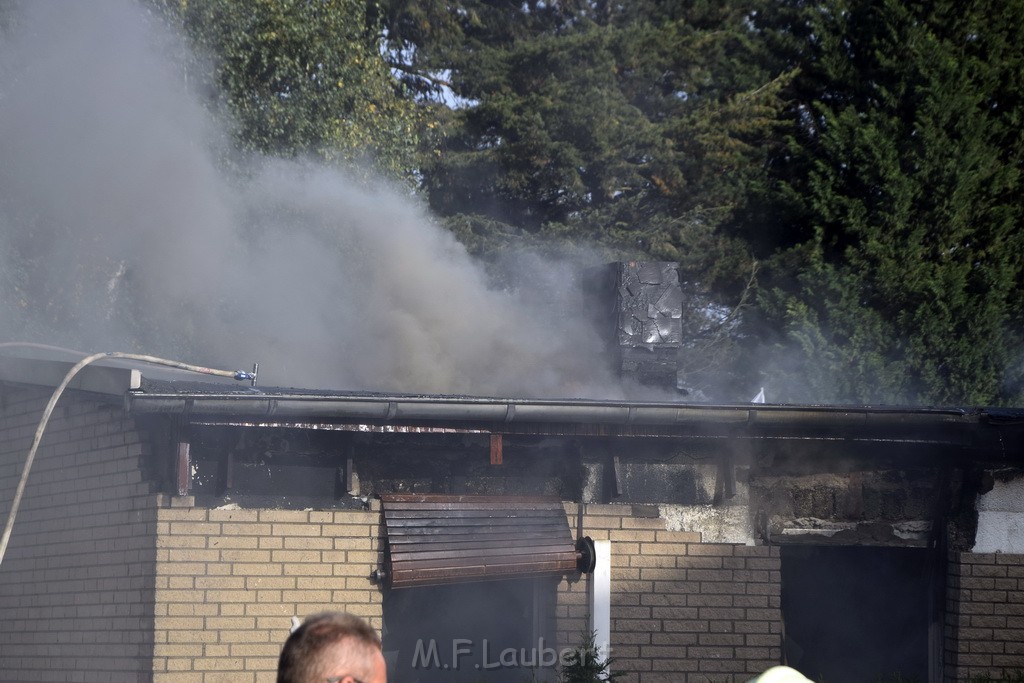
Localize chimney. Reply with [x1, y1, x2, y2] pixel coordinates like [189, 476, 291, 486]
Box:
[590, 261, 683, 390]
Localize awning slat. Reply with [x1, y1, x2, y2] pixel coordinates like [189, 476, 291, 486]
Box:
[385, 517, 570, 530]
[380, 493, 579, 589]
[384, 501, 566, 511]
[392, 552, 578, 572]
[382, 494, 563, 504]
[390, 560, 577, 586]
[386, 535, 570, 550]
[385, 508, 562, 520]
[392, 544, 575, 564]
[386, 528, 570, 542]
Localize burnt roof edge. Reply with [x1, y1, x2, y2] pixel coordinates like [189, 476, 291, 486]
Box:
[123, 388, 983, 428]
[123, 380, 1024, 455]
[2, 354, 1021, 450]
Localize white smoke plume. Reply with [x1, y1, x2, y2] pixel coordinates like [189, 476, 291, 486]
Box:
[0, 0, 623, 398]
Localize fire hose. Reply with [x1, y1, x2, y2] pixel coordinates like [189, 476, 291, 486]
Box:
[0, 347, 255, 568]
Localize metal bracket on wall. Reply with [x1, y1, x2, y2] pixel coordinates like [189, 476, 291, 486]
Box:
[490, 433, 503, 465]
[343, 450, 356, 495]
[222, 447, 234, 495]
[175, 442, 191, 497]
[714, 453, 736, 503]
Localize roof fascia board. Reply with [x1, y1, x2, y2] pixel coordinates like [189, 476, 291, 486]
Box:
[125, 391, 975, 429]
[0, 356, 139, 397]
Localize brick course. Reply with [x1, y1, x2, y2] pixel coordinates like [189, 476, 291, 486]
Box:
[153, 506, 384, 683]
[557, 504, 782, 683]
[945, 551, 1024, 681]
[0, 386, 157, 682]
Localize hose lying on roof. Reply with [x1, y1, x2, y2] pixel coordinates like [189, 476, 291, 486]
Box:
[0, 351, 255, 568]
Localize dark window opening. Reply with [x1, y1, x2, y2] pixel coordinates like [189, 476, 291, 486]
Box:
[383, 578, 557, 683]
[781, 545, 931, 683]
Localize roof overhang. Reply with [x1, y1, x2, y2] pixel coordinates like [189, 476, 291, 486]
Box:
[2, 351, 1022, 456]
[0, 354, 140, 398]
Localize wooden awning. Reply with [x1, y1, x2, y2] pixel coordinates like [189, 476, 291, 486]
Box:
[379, 494, 580, 589]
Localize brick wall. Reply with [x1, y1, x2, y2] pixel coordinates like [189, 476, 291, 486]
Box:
[153, 503, 385, 682]
[0, 385, 157, 681]
[557, 504, 782, 683]
[945, 551, 1024, 681]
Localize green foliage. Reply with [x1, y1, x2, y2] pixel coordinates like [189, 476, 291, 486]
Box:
[752, 0, 1024, 405]
[559, 631, 620, 683]
[383, 1, 789, 272]
[378, 2, 791, 397]
[158, 0, 419, 181]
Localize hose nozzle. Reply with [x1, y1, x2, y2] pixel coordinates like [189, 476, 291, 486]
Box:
[234, 362, 259, 387]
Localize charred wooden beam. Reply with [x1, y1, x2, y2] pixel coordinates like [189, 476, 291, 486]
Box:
[175, 442, 191, 497]
[490, 433, 503, 465]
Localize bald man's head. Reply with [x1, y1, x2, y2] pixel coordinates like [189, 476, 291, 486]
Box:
[277, 612, 386, 683]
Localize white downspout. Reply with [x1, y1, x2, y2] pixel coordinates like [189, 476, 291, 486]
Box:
[589, 540, 612, 673]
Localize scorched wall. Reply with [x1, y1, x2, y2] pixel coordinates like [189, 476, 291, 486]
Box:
[4, 378, 1024, 682]
[557, 503, 782, 683]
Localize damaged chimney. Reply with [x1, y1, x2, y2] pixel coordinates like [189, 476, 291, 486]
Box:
[591, 261, 683, 390]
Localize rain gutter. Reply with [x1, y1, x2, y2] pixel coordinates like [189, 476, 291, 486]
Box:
[0, 354, 1009, 444]
[124, 389, 979, 431]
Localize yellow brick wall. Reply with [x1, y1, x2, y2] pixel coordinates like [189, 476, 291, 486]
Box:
[0, 385, 157, 682]
[557, 503, 782, 683]
[945, 551, 1024, 681]
[153, 503, 385, 683]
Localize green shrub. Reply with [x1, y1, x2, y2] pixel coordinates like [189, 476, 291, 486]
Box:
[559, 632, 620, 683]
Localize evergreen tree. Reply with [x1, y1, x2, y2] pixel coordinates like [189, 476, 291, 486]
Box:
[752, 0, 1024, 405]
[159, 0, 419, 181]
[379, 0, 794, 398]
[381, 1, 789, 268]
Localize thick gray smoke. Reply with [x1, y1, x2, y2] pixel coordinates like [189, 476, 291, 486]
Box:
[0, 0, 623, 398]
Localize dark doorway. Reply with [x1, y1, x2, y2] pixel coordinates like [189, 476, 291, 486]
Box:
[781, 545, 931, 683]
[383, 577, 558, 683]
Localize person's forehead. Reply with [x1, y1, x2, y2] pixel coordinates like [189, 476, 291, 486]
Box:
[318, 640, 386, 683]
[367, 649, 387, 683]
